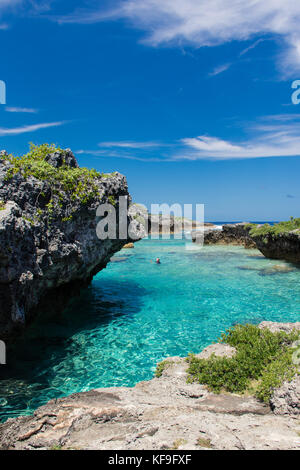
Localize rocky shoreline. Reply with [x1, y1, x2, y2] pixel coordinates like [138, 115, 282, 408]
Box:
[0, 321, 299, 450]
[192, 223, 255, 248]
[192, 222, 300, 265]
[251, 229, 300, 264]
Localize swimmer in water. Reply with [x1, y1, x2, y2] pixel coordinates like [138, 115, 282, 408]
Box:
[156, 258, 161, 264]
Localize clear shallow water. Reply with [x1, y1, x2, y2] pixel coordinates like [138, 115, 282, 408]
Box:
[0, 237, 299, 421]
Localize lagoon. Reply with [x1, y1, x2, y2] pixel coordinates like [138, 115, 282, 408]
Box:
[0, 236, 299, 421]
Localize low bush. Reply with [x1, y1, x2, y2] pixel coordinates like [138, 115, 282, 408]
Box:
[187, 324, 299, 402]
[249, 217, 300, 238]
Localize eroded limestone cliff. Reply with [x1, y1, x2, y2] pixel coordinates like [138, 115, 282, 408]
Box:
[0, 146, 144, 340]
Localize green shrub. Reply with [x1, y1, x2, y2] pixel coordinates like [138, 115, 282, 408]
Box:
[256, 349, 297, 402]
[249, 217, 300, 238]
[108, 195, 116, 207]
[187, 324, 299, 402]
[155, 360, 171, 378]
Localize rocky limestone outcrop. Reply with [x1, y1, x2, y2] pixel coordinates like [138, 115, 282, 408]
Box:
[251, 230, 300, 264]
[259, 321, 300, 334]
[191, 222, 300, 264]
[270, 376, 300, 416]
[0, 149, 144, 341]
[0, 322, 299, 450]
[192, 223, 256, 248]
[129, 205, 214, 235]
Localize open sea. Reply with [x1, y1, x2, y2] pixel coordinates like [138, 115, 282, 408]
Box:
[0, 230, 299, 422]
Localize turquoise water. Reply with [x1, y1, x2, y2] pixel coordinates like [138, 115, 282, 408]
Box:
[0, 236, 299, 421]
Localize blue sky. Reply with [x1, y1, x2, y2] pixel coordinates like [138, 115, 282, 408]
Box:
[1, 0, 300, 221]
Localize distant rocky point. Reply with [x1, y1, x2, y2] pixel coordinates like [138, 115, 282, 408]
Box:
[192, 222, 256, 248]
[129, 204, 216, 234]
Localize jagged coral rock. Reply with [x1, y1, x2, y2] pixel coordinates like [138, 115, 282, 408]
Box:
[0, 146, 144, 340]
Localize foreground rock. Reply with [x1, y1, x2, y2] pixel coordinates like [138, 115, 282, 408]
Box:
[0, 148, 144, 341]
[1, 322, 299, 450]
[192, 223, 256, 248]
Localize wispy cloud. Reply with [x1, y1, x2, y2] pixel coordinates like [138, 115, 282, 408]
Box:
[5, 106, 38, 113]
[78, 115, 300, 162]
[48, 0, 300, 76]
[260, 114, 300, 122]
[0, 0, 23, 17]
[0, 0, 22, 9]
[178, 116, 300, 160]
[98, 140, 162, 149]
[0, 121, 65, 136]
[239, 39, 266, 57]
[0, 0, 54, 24]
[208, 63, 232, 77]
[77, 149, 165, 162]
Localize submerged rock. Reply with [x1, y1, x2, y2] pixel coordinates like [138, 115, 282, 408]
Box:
[0, 146, 144, 340]
[238, 264, 296, 276]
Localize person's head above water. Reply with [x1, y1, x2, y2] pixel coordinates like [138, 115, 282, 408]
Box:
[156, 258, 161, 264]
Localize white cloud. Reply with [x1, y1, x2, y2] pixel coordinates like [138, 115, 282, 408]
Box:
[0, 0, 21, 7]
[52, 0, 300, 75]
[239, 38, 265, 57]
[0, 0, 22, 15]
[78, 116, 300, 162]
[260, 114, 300, 121]
[178, 119, 300, 160]
[181, 136, 241, 154]
[0, 121, 65, 136]
[208, 63, 232, 77]
[5, 106, 38, 113]
[77, 148, 164, 162]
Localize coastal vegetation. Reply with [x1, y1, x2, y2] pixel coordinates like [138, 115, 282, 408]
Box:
[1, 143, 104, 222]
[247, 217, 300, 237]
[186, 324, 299, 402]
[155, 359, 172, 378]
